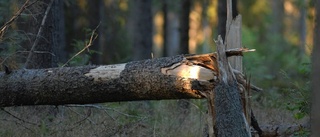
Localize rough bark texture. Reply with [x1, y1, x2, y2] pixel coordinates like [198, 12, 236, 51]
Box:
[0, 49, 257, 108]
[214, 83, 249, 137]
[0, 54, 217, 107]
[311, 0, 320, 136]
[178, 0, 192, 123]
[214, 36, 250, 137]
[225, 14, 251, 128]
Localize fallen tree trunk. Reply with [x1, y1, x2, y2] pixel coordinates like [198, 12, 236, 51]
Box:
[0, 49, 257, 107]
[0, 55, 206, 107]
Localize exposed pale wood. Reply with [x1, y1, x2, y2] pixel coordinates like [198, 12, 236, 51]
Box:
[0, 55, 207, 107]
[225, 0, 252, 132]
[0, 50, 258, 107]
[161, 63, 217, 81]
[209, 0, 252, 136]
[225, 14, 251, 128]
[214, 36, 250, 136]
[226, 15, 242, 72]
[85, 64, 125, 81]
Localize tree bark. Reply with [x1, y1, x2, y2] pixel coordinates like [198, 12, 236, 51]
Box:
[162, 0, 168, 57]
[178, 0, 192, 122]
[0, 54, 214, 107]
[163, 1, 180, 57]
[270, 0, 284, 35]
[311, 0, 320, 136]
[51, 0, 66, 65]
[25, 0, 55, 69]
[299, 0, 307, 55]
[0, 49, 257, 107]
[214, 36, 250, 137]
[217, 0, 238, 41]
[88, 0, 101, 64]
[131, 0, 153, 60]
[179, 0, 191, 54]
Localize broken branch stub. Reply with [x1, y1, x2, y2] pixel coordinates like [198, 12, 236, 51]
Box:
[213, 35, 251, 136]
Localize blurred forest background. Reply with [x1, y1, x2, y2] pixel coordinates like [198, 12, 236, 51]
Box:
[0, 0, 314, 136]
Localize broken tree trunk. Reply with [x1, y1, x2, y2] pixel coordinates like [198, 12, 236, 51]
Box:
[0, 49, 257, 107]
[202, 0, 252, 136]
[213, 36, 251, 137]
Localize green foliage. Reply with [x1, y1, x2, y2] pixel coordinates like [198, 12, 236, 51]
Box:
[293, 128, 311, 137]
[66, 28, 101, 66]
[283, 63, 311, 120]
[39, 120, 50, 137]
[67, 39, 91, 66]
[242, 10, 311, 120]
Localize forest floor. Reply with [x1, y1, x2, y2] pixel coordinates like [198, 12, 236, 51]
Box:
[0, 99, 309, 137]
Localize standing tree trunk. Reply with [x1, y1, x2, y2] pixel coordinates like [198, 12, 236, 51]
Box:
[312, 0, 320, 136]
[162, 0, 168, 57]
[17, 0, 65, 123]
[212, 0, 251, 136]
[24, 0, 65, 68]
[178, 0, 192, 123]
[179, 0, 191, 54]
[52, 0, 66, 65]
[25, 0, 55, 69]
[217, 0, 238, 41]
[214, 37, 250, 137]
[88, 0, 101, 64]
[99, 0, 130, 64]
[299, 0, 307, 55]
[162, 0, 180, 57]
[270, 0, 284, 36]
[129, 0, 153, 116]
[131, 0, 152, 60]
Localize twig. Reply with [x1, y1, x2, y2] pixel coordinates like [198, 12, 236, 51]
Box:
[61, 22, 101, 67]
[65, 104, 146, 118]
[0, 118, 35, 133]
[48, 107, 93, 136]
[233, 69, 263, 92]
[0, 0, 38, 39]
[24, 0, 54, 68]
[0, 108, 39, 126]
[226, 48, 255, 57]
